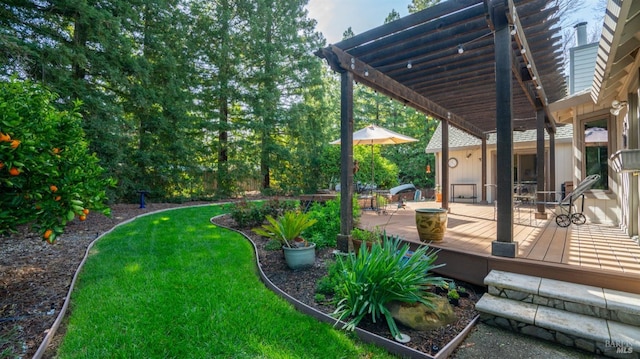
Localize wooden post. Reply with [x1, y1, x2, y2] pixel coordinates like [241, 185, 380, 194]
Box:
[536, 109, 547, 217]
[629, 90, 639, 236]
[491, 0, 517, 258]
[481, 135, 488, 203]
[441, 119, 450, 211]
[549, 131, 556, 192]
[338, 71, 354, 252]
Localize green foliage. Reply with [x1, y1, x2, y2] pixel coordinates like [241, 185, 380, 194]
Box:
[229, 201, 266, 228]
[447, 289, 460, 300]
[0, 80, 113, 241]
[252, 211, 317, 248]
[350, 228, 381, 242]
[306, 199, 341, 248]
[314, 293, 327, 302]
[229, 199, 299, 228]
[332, 235, 445, 339]
[260, 198, 300, 219]
[315, 260, 341, 295]
[305, 197, 361, 249]
[408, 0, 442, 13]
[264, 239, 282, 251]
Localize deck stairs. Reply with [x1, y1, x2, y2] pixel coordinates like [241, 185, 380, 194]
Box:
[476, 270, 640, 358]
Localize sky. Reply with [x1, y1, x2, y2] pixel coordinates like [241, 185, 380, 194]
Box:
[306, 0, 605, 46]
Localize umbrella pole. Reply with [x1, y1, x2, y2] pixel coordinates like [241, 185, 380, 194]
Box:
[371, 144, 375, 210]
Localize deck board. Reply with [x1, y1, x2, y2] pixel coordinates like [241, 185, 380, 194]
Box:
[358, 201, 640, 293]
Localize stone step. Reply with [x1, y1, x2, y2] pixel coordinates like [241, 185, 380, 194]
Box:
[476, 293, 640, 358]
[484, 270, 640, 326]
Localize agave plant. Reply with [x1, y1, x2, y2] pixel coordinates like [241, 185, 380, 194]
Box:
[252, 211, 317, 248]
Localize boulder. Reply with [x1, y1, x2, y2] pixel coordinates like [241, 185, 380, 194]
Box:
[387, 297, 456, 331]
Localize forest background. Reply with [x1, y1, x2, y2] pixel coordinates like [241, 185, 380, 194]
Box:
[0, 0, 595, 203]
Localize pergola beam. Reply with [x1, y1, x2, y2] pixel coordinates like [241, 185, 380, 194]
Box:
[317, 45, 486, 138]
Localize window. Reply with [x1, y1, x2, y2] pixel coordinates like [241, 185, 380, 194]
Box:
[583, 118, 609, 190]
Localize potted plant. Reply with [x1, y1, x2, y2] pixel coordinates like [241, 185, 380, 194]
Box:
[253, 211, 318, 270]
[350, 227, 381, 254]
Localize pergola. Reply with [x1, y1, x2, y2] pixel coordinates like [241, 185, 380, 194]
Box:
[316, 0, 566, 257]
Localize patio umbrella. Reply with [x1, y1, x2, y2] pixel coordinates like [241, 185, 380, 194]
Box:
[330, 124, 418, 188]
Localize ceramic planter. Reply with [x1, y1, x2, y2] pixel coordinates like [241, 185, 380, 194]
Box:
[282, 242, 316, 269]
[415, 208, 448, 242]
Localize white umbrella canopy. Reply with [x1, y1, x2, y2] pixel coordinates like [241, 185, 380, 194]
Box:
[330, 124, 419, 145]
[331, 124, 418, 190]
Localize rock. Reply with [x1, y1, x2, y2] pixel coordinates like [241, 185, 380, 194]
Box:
[387, 297, 456, 331]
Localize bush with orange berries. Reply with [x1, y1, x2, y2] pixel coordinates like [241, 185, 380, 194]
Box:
[0, 79, 115, 242]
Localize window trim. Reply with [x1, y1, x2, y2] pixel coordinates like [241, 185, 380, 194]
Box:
[577, 109, 615, 192]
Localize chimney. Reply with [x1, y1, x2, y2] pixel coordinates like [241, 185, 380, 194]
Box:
[575, 22, 588, 46]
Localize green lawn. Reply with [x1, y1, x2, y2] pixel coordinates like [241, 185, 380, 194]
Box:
[56, 205, 395, 358]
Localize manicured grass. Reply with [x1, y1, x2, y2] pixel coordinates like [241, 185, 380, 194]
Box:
[56, 205, 395, 358]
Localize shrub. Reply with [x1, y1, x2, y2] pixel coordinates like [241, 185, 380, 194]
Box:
[264, 239, 282, 251]
[351, 227, 381, 242]
[261, 198, 299, 218]
[305, 196, 361, 249]
[315, 260, 341, 295]
[229, 200, 264, 228]
[0, 79, 113, 242]
[229, 199, 299, 228]
[332, 234, 444, 339]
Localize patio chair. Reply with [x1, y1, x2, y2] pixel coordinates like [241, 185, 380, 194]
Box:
[554, 174, 600, 227]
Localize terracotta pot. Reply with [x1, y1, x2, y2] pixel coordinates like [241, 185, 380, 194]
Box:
[415, 208, 448, 242]
[352, 239, 376, 254]
[435, 193, 442, 202]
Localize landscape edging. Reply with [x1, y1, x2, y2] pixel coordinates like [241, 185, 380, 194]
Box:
[212, 214, 480, 359]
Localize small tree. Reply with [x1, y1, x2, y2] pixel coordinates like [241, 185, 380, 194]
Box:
[0, 79, 114, 242]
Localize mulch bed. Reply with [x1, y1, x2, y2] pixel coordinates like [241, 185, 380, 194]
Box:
[210, 214, 482, 357]
[0, 201, 480, 358]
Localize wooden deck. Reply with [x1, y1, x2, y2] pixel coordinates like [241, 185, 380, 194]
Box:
[358, 201, 640, 294]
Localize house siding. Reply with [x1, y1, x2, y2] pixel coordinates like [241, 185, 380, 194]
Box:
[569, 43, 598, 94]
[433, 142, 573, 204]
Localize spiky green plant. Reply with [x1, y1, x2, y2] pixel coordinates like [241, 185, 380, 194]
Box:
[252, 211, 317, 248]
[332, 234, 445, 339]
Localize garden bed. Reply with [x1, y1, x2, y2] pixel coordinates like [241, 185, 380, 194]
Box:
[210, 213, 482, 358]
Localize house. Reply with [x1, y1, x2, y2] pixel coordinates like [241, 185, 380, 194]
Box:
[425, 123, 576, 206]
[549, 1, 640, 238]
[424, 21, 620, 225]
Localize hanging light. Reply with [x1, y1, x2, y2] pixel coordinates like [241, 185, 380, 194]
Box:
[457, 44, 464, 54]
[407, 61, 412, 69]
[426, 164, 431, 174]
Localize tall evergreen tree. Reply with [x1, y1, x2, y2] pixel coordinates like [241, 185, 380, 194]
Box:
[408, 0, 441, 13]
[243, 0, 324, 193]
